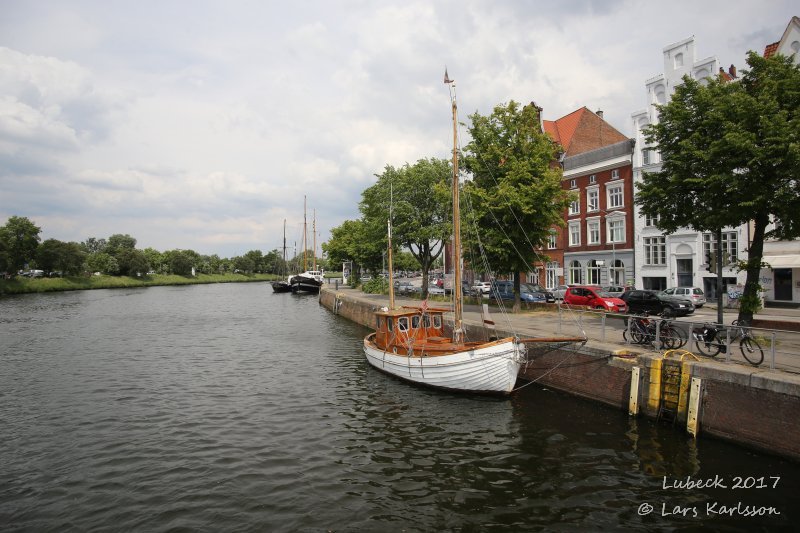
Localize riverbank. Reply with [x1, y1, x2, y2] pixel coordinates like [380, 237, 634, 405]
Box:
[321, 286, 800, 462]
[0, 273, 278, 295]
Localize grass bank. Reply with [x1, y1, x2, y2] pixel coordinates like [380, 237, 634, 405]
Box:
[0, 273, 278, 295]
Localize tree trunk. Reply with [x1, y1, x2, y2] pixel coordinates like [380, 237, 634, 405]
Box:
[513, 272, 521, 313]
[737, 212, 769, 326]
[716, 228, 724, 325]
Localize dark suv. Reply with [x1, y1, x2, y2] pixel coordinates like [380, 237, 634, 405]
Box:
[620, 289, 695, 317]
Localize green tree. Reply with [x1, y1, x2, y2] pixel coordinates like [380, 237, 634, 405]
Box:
[36, 239, 64, 273]
[323, 219, 376, 280]
[360, 159, 451, 295]
[462, 101, 571, 310]
[637, 52, 800, 324]
[37, 239, 86, 275]
[82, 237, 107, 254]
[164, 249, 195, 275]
[1, 216, 42, 271]
[142, 248, 165, 273]
[105, 234, 137, 258]
[86, 252, 119, 275]
[116, 248, 150, 276]
[243, 250, 264, 272]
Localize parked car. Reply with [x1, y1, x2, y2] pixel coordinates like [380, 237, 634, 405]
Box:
[602, 286, 626, 298]
[564, 286, 628, 313]
[620, 289, 695, 317]
[490, 281, 551, 303]
[472, 281, 492, 296]
[394, 281, 418, 295]
[551, 284, 572, 300]
[525, 283, 556, 303]
[428, 286, 445, 295]
[662, 286, 706, 308]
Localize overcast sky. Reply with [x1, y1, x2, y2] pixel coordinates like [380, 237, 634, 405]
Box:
[0, 1, 796, 258]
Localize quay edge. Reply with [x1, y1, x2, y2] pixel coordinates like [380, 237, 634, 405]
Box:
[320, 286, 800, 462]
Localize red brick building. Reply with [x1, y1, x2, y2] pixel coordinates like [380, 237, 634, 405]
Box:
[535, 108, 635, 289]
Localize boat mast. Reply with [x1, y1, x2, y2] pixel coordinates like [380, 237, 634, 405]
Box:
[446, 69, 464, 344]
[313, 208, 317, 272]
[282, 219, 287, 265]
[303, 196, 308, 272]
[388, 182, 395, 310]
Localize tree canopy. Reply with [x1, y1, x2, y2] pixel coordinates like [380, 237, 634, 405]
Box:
[637, 52, 800, 322]
[359, 159, 451, 295]
[462, 100, 571, 308]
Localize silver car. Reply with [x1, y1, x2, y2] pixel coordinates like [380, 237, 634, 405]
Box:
[551, 284, 571, 300]
[662, 286, 706, 308]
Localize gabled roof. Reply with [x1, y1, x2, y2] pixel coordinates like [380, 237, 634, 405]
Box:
[543, 107, 628, 157]
[764, 41, 780, 58]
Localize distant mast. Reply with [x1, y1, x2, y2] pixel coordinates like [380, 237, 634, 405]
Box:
[313, 209, 317, 272]
[445, 68, 463, 344]
[303, 195, 308, 272]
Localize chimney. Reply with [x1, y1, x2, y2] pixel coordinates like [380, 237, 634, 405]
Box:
[596, 109, 603, 119]
[729, 64, 737, 78]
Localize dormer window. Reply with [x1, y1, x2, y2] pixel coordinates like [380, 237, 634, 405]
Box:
[611, 169, 620, 179]
[589, 175, 596, 184]
[570, 179, 576, 188]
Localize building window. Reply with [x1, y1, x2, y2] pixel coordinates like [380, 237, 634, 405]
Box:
[546, 262, 558, 289]
[570, 179, 576, 188]
[607, 218, 625, 243]
[548, 232, 557, 249]
[645, 214, 660, 227]
[587, 219, 600, 245]
[607, 184, 623, 209]
[569, 221, 581, 246]
[587, 188, 599, 212]
[644, 236, 666, 265]
[642, 149, 651, 165]
[587, 260, 601, 285]
[703, 232, 738, 265]
[589, 174, 596, 184]
[611, 169, 620, 179]
[569, 198, 580, 215]
[610, 259, 625, 286]
[569, 260, 583, 285]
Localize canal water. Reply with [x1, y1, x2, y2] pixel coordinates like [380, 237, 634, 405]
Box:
[1, 283, 798, 531]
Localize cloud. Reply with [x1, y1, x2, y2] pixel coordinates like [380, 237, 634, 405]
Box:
[0, 1, 797, 258]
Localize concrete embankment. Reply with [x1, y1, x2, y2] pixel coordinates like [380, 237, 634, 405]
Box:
[320, 286, 800, 462]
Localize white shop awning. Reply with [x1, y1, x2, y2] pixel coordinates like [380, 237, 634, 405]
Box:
[763, 255, 800, 268]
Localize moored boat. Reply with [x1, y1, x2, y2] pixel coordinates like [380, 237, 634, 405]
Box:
[362, 70, 585, 394]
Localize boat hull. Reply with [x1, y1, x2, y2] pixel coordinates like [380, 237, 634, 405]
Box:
[271, 281, 292, 293]
[363, 335, 522, 394]
[291, 275, 322, 294]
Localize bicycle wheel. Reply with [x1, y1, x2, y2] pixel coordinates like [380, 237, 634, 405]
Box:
[740, 337, 764, 366]
[694, 332, 722, 357]
[661, 325, 687, 349]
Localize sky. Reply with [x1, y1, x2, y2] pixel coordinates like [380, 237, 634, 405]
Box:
[0, 1, 797, 259]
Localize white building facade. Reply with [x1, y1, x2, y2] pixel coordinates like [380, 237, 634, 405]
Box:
[758, 16, 800, 306]
[631, 37, 748, 299]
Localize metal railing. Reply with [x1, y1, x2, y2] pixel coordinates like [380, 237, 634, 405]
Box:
[554, 304, 800, 373]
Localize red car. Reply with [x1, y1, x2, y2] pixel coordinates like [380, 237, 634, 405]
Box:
[564, 286, 628, 313]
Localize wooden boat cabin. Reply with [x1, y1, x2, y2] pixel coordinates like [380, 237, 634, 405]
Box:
[370, 306, 502, 356]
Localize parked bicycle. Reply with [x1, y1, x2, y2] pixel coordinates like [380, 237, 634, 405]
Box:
[692, 320, 764, 366]
[623, 312, 687, 349]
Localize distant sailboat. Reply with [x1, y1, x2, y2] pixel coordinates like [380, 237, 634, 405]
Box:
[291, 197, 323, 294]
[271, 219, 292, 293]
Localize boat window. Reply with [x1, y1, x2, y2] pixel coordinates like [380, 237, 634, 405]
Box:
[411, 315, 420, 329]
[376, 316, 381, 330]
[398, 317, 409, 332]
[433, 315, 442, 328]
[387, 318, 393, 332]
[423, 315, 431, 328]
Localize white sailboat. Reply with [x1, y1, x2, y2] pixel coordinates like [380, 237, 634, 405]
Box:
[363, 71, 585, 394]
